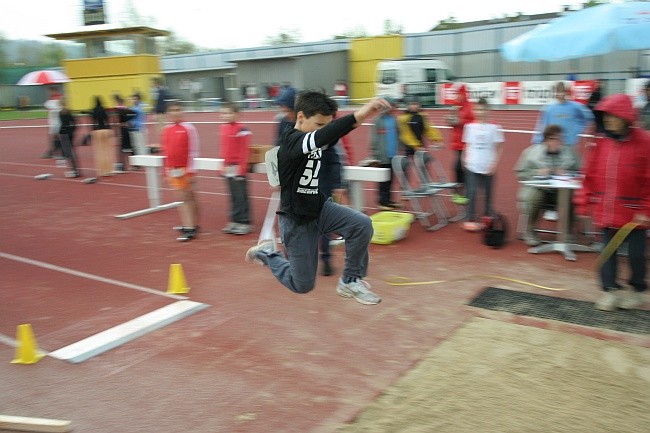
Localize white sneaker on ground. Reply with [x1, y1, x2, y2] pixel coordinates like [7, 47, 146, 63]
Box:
[595, 291, 620, 311]
[543, 210, 559, 221]
[618, 291, 645, 310]
[336, 278, 381, 305]
[523, 232, 541, 247]
[245, 239, 276, 265]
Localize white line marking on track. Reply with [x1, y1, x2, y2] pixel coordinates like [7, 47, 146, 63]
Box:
[0, 252, 186, 300]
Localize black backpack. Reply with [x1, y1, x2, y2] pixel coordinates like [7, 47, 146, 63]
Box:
[482, 213, 508, 249]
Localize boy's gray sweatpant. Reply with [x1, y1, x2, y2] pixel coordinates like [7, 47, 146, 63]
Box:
[258, 199, 373, 294]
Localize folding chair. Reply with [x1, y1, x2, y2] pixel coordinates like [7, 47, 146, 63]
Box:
[413, 149, 465, 222]
[391, 155, 450, 231]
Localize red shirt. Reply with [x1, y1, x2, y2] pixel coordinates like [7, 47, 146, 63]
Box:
[219, 122, 252, 177]
[162, 122, 199, 173]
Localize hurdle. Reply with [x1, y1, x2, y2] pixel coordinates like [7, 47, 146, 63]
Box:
[117, 154, 389, 218]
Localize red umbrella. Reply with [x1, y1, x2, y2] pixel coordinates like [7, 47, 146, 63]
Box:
[17, 70, 70, 86]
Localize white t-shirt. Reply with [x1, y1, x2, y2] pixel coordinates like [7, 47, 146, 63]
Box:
[462, 122, 504, 174]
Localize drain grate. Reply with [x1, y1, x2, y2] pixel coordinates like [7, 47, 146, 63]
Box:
[469, 287, 650, 335]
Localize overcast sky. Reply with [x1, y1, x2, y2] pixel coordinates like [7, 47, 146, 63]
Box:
[2, 0, 591, 49]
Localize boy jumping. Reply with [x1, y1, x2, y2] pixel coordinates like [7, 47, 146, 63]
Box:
[246, 91, 390, 305]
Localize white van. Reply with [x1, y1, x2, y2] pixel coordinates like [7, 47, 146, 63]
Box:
[375, 59, 455, 104]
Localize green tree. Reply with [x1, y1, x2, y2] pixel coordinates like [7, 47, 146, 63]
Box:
[264, 29, 301, 46]
[39, 43, 67, 67]
[383, 19, 403, 35]
[162, 32, 198, 55]
[432, 16, 463, 31]
[0, 33, 7, 67]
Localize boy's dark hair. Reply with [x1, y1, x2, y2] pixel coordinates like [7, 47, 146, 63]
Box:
[295, 90, 338, 118]
[477, 97, 489, 106]
[222, 101, 238, 113]
[543, 124, 562, 141]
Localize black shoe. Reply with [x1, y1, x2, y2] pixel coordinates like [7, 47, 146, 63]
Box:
[177, 227, 197, 242]
[320, 261, 334, 276]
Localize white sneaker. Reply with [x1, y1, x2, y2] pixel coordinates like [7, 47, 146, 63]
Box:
[245, 239, 276, 265]
[618, 291, 645, 310]
[336, 278, 381, 305]
[543, 210, 559, 221]
[595, 291, 620, 311]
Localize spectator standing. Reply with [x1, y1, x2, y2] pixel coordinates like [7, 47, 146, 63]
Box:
[161, 100, 200, 242]
[274, 86, 297, 146]
[398, 98, 444, 156]
[532, 81, 594, 149]
[245, 91, 390, 305]
[219, 102, 253, 235]
[514, 124, 580, 246]
[58, 97, 80, 178]
[43, 86, 62, 159]
[89, 96, 115, 180]
[639, 80, 650, 131]
[333, 79, 348, 107]
[113, 94, 135, 172]
[371, 98, 401, 210]
[575, 94, 650, 311]
[587, 79, 605, 133]
[152, 78, 168, 137]
[129, 92, 148, 158]
[460, 97, 504, 231]
[447, 83, 474, 205]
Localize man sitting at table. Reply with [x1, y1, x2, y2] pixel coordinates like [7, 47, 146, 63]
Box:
[514, 124, 581, 246]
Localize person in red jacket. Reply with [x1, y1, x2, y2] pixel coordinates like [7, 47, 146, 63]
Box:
[219, 102, 253, 235]
[161, 100, 201, 242]
[447, 83, 475, 205]
[576, 94, 650, 311]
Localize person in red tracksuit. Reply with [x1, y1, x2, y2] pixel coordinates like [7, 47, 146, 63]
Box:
[219, 102, 253, 235]
[447, 83, 475, 205]
[576, 94, 650, 311]
[161, 100, 201, 242]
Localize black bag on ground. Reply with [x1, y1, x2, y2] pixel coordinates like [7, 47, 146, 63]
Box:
[482, 213, 508, 248]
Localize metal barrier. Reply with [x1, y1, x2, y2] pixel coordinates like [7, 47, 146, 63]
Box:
[116, 155, 390, 219]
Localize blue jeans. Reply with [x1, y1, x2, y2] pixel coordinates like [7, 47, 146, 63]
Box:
[258, 199, 373, 294]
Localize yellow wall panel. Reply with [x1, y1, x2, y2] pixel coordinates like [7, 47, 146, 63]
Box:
[66, 74, 159, 111]
[349, 36, 403, 101]
[63, 55, 161, 79]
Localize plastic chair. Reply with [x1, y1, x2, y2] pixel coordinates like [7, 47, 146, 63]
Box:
[391, 155, 450, 231]
[413, 149, 465, 222]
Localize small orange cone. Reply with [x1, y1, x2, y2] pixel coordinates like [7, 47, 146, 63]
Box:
[167, 263, 190, 294]
[11, 324, 45, 364]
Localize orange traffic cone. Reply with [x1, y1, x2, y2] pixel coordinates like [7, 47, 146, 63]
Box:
[167, 263, 190, 294]
[11, 324, 45, 364]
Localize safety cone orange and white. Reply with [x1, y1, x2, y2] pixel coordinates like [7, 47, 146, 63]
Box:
[11, 324, 44, 365]
[167, 263, 190, 294]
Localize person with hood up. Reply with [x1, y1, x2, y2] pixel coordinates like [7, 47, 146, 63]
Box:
[575, 94, 650, 311]
[446, 83, 474, 205]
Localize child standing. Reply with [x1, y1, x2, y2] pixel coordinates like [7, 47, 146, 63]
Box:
[448, 83, 475, 205]
[219, 102, 253, 235]
[370, 98, 401, 210]
[245, 91, 391, 305]
[161, 100, 200, 242]
[461, 97, 504, 231]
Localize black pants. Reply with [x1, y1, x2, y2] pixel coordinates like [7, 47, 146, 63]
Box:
[378, 162, 395, 205]
[60, 133, 79, 173]
[454, 150, 465, 185]
[600, 228, 647, 292]
[227, 176, 250, 224]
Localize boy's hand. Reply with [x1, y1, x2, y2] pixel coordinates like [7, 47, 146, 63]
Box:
[354, 98, 391, 124]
